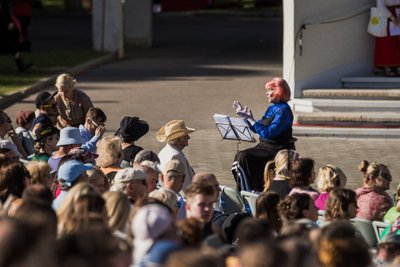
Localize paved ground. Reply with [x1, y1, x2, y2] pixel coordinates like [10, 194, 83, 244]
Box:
[6, 11, 400, 194]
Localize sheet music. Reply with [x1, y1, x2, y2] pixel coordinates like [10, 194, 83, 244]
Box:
[213, 113, 256, 142]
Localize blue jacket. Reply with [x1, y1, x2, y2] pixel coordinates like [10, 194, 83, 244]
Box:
[79, 125, 100, 153]
[251, 102, 293, 140]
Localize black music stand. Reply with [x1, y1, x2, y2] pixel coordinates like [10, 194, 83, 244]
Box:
[213, 113, 256, 152]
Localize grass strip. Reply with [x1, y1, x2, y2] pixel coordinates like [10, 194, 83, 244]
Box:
[0, 50, 105, 95]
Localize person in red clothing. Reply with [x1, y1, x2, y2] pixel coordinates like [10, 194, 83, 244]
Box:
[355, 160, 393, 221]
[11, 0, 32, 51]
[0, 0, 32, 72]
[374, 0, 400, 76]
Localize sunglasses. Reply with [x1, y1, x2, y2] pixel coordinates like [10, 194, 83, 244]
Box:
[41, 104, 57, 108]
[90, 118, 104, 128]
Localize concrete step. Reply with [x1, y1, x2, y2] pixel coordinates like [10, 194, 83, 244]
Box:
[291, 98, 400, 113]
[294, 111, 400, 127]
[293, 79, 400, 136]
[301, 88, 400, 100]
[341, 76, 400, 89]
[293, 125, 400, 138]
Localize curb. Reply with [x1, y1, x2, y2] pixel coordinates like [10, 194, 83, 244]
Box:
[155, 8, 282, 18]
[293, 125, 400, 139]
[0, 52, 118, 110]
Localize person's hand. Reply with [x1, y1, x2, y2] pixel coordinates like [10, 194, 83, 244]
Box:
[233, 101, 247, 117]
[95, 125, 106, 137]
[8, 22, 14, 30]
[233, 101, 256, 125]
[7, 129, 17, 141]
[7, 128, 21, 147]
[233, 101, 251, 117]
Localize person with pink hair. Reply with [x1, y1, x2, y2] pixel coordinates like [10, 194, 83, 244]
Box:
[232, 77, 296, 192]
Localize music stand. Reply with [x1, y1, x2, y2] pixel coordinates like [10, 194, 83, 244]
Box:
[213, 113, 256, 152]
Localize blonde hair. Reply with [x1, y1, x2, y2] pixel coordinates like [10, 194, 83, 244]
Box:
[96, 136, 122, 168]
[57, 183, 100, 236]
[358, 160, 390, 187]
[315, 165, 347, 192]
[87, 167, 110, 193]
[26, 161, 52, 185]
[263, 149, 299, 192]
[103, 191, 131, 233]
[55, 73, 76, 90]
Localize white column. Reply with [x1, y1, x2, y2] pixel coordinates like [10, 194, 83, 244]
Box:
[124, 0, 152, 47]
[92, 0, 124, 54]
[283, 0, 375, 98]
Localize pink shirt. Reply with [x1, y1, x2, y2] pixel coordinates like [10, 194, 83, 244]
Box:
[315, 191, 329, 210]
[289, 188, 319, 201]
[356, 187, 392, 221]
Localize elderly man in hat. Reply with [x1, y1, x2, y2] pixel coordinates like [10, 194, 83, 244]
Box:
[32, 91, 58, 134]
[159, 159, 187, 220]
[54, 73, 93, 128]
[134, 161, 160, 193]
[115, 116, 149, 168]
[157, 120, 195, 191]
[110, 168, 148, 205]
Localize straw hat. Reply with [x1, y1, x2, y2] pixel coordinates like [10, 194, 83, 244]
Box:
[156, 120, 195, 142]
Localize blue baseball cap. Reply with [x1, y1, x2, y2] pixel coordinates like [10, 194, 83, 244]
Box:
[57, 160, 93, 186]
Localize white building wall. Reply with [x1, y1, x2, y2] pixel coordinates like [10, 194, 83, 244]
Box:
[92, 0, 123, 53]
[124, 0, 152, 47]
[283, 0, 375, 97]
[92, 0, 152, 53]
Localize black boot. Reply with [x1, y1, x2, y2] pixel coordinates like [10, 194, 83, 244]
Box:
[15, 57, 33, 72]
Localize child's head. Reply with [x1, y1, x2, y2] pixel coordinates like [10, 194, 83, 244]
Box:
[289, 158, 315, 188]
[325, 189, 357, 221]
[359, 160, 391, 191]
[34, 126, 59, 153]
[87, 167, 109, 194]
[278, 193, 318, 223]
[315, 164, 347, 192]
[84, 107, 107, 135]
